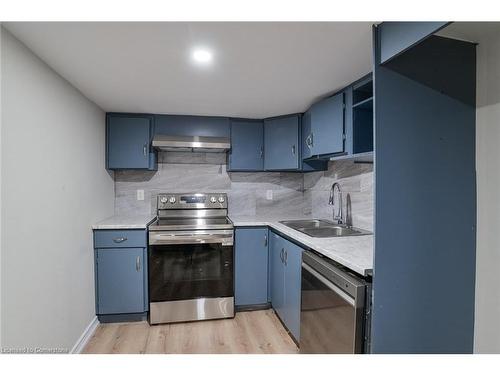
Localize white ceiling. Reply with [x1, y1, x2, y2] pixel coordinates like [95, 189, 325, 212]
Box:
[438, 22, 500, 44]
[4, 22, 374, 118]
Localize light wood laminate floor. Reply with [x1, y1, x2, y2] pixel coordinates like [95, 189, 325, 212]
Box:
[83, 309, 299, 354]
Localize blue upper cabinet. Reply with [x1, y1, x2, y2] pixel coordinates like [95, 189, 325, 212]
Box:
[351, 75, 374, 155]
[378, 22, 449, 64]
[106, 113, 156, 170]
[264, 114, 300, 171]
[308, 92, 345, 157]
[228, 120, 264, 171]
[301, 110, 313, 160]
[234, 228, 269, 306]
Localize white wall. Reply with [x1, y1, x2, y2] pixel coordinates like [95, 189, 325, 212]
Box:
[474, 31, 500, 353]
[0, 24, 3, 348]
[0, 28, 114, 351]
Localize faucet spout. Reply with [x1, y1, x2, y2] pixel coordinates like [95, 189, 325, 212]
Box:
[329, 182, 343, 225]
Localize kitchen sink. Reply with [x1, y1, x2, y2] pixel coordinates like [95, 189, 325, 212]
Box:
[279, 219, 372, 238]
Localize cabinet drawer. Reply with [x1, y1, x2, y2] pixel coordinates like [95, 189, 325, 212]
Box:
[94, 229, 147, 248]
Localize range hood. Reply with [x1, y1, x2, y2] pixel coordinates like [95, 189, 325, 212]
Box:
[152, 135, 231, 153]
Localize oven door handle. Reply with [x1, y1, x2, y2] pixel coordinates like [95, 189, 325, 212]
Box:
[149, 233, 233, 246]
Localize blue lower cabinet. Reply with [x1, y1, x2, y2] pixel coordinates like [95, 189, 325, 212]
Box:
[269, 231, 303, 341]
[282, 241, 302, 341]
[235, 228, 269, 306]
[270, 232, 286, 318]
[95, 247, 147, 315]
[94, 229, 148, 319]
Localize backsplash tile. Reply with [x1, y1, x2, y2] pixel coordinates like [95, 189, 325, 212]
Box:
[114, 152, 373, 229]
[305, 160, 374, 231]
[114, 152, 305, 217]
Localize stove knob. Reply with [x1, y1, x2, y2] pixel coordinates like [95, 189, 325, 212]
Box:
[210, 196, 217, 203]
[218, 196, 225, 203]
[169, 196, 176, 204]
[160, 197, 168, 204]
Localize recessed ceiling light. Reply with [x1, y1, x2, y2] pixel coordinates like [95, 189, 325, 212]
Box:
[191, 48, 213, 65]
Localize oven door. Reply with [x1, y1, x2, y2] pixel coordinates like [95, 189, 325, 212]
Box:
[148, 230, 234, 323]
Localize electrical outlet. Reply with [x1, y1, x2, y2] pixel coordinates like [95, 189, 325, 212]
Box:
[266, 190, 273, 200]
[137, 189, 145, 201]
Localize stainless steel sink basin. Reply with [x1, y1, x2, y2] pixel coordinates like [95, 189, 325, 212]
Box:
[279, 219, 332, 230]
[279, 219, 372, 238]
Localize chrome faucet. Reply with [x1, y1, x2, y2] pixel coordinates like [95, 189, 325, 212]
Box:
[329, 182, 343, 224]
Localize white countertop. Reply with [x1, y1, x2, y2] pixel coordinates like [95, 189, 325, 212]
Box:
[229, 215, 373, 277]
[92, 214, 156, 230]
[92, 213, 373, 276]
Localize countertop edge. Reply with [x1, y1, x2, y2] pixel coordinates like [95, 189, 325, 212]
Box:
[230, 218, 373, 277]
[92, 215, 157, 230]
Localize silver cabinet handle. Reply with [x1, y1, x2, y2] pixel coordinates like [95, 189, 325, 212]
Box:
[280, 248, 285, 264]
[310, 133, 314, 147]
[284, 250, 288, 266]
[143, 144, 147, 156]
[260, 146, 264, 159]
[306, 134, 313, 149]
[113, 237, 127, 243]
[136, 256, 141, 272]
[264, 234, 268, 247]
[291, 145, 296, 155]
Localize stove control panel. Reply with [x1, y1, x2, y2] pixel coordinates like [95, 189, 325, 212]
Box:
[157, 193, 228, 210]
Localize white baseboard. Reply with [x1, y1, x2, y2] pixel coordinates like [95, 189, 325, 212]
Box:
[70, 316, 99, 354]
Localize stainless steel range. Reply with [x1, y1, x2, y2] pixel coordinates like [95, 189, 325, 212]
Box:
[148, 193, 234, 325]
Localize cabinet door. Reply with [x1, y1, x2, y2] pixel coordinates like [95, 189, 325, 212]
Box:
[264, 115, 300, 170]
[310, 92, 344, 156]
[270, 232, 285, 319]
[301, 110, 313, 160]
[235, 228, 269, 306]
[283, 241, 303, 341]
[229, 120, 264, 171]
[107, 115, 152, 169]
[96, 247, 145, 314]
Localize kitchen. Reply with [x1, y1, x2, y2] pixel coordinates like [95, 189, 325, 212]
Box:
[1, 11, 500, 365]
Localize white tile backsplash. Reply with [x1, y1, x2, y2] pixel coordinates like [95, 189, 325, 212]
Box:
[114, 152, 373, 230]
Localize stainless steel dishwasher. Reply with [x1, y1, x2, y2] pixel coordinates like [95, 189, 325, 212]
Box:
[300, 250, 369, 353]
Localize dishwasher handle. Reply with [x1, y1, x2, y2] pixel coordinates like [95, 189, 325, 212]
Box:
[302, 262, 356, 307]
[302, 250, 366, 308]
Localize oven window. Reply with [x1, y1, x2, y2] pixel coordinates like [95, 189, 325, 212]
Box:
[149, 243, 233, 302]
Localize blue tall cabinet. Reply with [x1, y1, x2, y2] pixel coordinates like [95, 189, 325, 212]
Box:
[371, 22, 476, 353]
